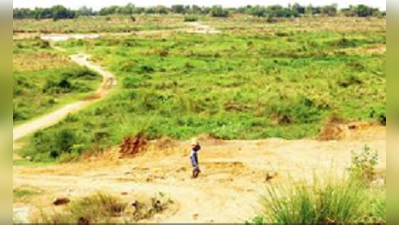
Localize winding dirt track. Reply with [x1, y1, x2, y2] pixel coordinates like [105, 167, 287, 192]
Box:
[12, 54, 116, 143]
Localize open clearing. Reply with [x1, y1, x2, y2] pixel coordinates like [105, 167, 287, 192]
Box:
[13, 12, 386, 223]
[13, 125, 386, 223]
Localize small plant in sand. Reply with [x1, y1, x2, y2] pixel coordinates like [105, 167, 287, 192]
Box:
[349, 145, 378, 183]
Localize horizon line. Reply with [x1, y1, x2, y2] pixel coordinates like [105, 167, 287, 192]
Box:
[12, 3, 386, 11]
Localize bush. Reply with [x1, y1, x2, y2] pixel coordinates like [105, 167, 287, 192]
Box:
[254, 174, 385, 224]
[370, 104, 386, 126]
[268, 97, 325, 125]
[24, 128, 89, 161]
[13, 105, 28, 121]
[37, 192, 126, 223]
[184, 15, 198, 22]
[43, 75, 73, 94]
[337, 74, 363, 88]
[210, 6, 229, 17]
[35, 192, 173, 223]
[349, 145, 378, 183]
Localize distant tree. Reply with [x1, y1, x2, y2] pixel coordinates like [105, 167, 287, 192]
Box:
[210, 5, 229, 17]
[292, 3, 306, 15]
[321, 4, 338, 16]
[76, 6, 94, 16]
[144, 7, 156, 14]
[190, 5, 203, 14]
[132, 7, 145, 14]
[353, 4, 378, 17]
[99, 6, 120, 16]
[172, 5, 186, 14]
[341, 7, 356, 17]
[267, 5, 297, 18]
[155, 6, 168, 14]
[120, 3, 135, 15]
[13, 3, 384, 20]
[250, 6, 267, 17]
[13, 8, 34, 19]
[305, 5, 314, 15]
[51, 5, 75, 20]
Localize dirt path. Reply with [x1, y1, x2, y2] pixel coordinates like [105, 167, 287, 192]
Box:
[186, 22, 221, 34]
[13, 127, 386, 223]
[13, 54, 116, 144]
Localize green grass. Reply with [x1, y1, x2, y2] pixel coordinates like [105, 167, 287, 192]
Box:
[19, 17, 386, 162]
[34, 192, 172, 223]
[250, 175, 386, 224]
[13, 15, 188, 34]
[13, 159, 55, 167]
[13, 187, 42, 203]
[13, 39, 101, 125]
[250, 147, 386, 224]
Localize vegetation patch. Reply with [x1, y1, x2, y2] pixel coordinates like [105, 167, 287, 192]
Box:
[34, 192, 173, 224]
[13, 39, 101, 125]
[250, 146, 386, 224]
[19, 17, 386, 162]
[14, 187, 42, 203]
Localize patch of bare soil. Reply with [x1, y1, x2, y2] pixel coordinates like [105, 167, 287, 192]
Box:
[120, 136, 148, 157]
[340, 44, 386, 55]
[14, 125, 386, 223]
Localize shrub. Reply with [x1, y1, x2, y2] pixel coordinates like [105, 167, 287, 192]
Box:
[24, 128, 89, 161]
[184, 15, 198, 22]
[268, 97, 325, 125]
[349, 145, 378, 183]
[13, 105, 28, 121]
[370, 104, 386, 126]
[210, 6, 229, 17]
[43, 75, 73, 94]
[123, 76, 142, 89]
[37, 192, 126, 223]
[65, 67, 98, 79]
[254, 174, 384, 224]
[332, 36, 361, 48]
[33, 39, 51, 49]
[35, 192, 173, 223]
[337, 74, 363, 88]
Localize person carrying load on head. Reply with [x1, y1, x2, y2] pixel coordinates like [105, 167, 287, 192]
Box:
[190, 139, 201, 178]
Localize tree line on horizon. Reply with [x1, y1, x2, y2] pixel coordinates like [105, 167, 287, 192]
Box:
[13, 3, 386, 20]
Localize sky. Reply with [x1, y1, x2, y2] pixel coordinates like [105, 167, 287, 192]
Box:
[12, 0, 386, 10]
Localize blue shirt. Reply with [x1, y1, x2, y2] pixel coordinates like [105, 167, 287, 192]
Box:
[190, 145, 201, 168]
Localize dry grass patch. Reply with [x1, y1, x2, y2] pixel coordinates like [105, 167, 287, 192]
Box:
[33, 192, 175, 224]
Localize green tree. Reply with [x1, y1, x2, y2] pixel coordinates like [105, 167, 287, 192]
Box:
[76, 6, 94, 16]
[250, 6, 267, 17]
[210, 5, 229, 17]
[321, 4, 338, 16]
[172, 5, 186, 14]
[353, 4, 378, 17]
[292, 3, 306, 15]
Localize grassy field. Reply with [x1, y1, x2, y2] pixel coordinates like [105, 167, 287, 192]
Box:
[13, 38, 101, 125]
[17, 17, 386, 162]
[13, 15, 188, 34]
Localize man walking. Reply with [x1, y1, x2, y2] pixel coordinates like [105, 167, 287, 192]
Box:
[190, 139, 201, 178]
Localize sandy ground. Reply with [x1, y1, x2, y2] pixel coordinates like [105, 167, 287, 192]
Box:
[13, 126, 386, 223]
